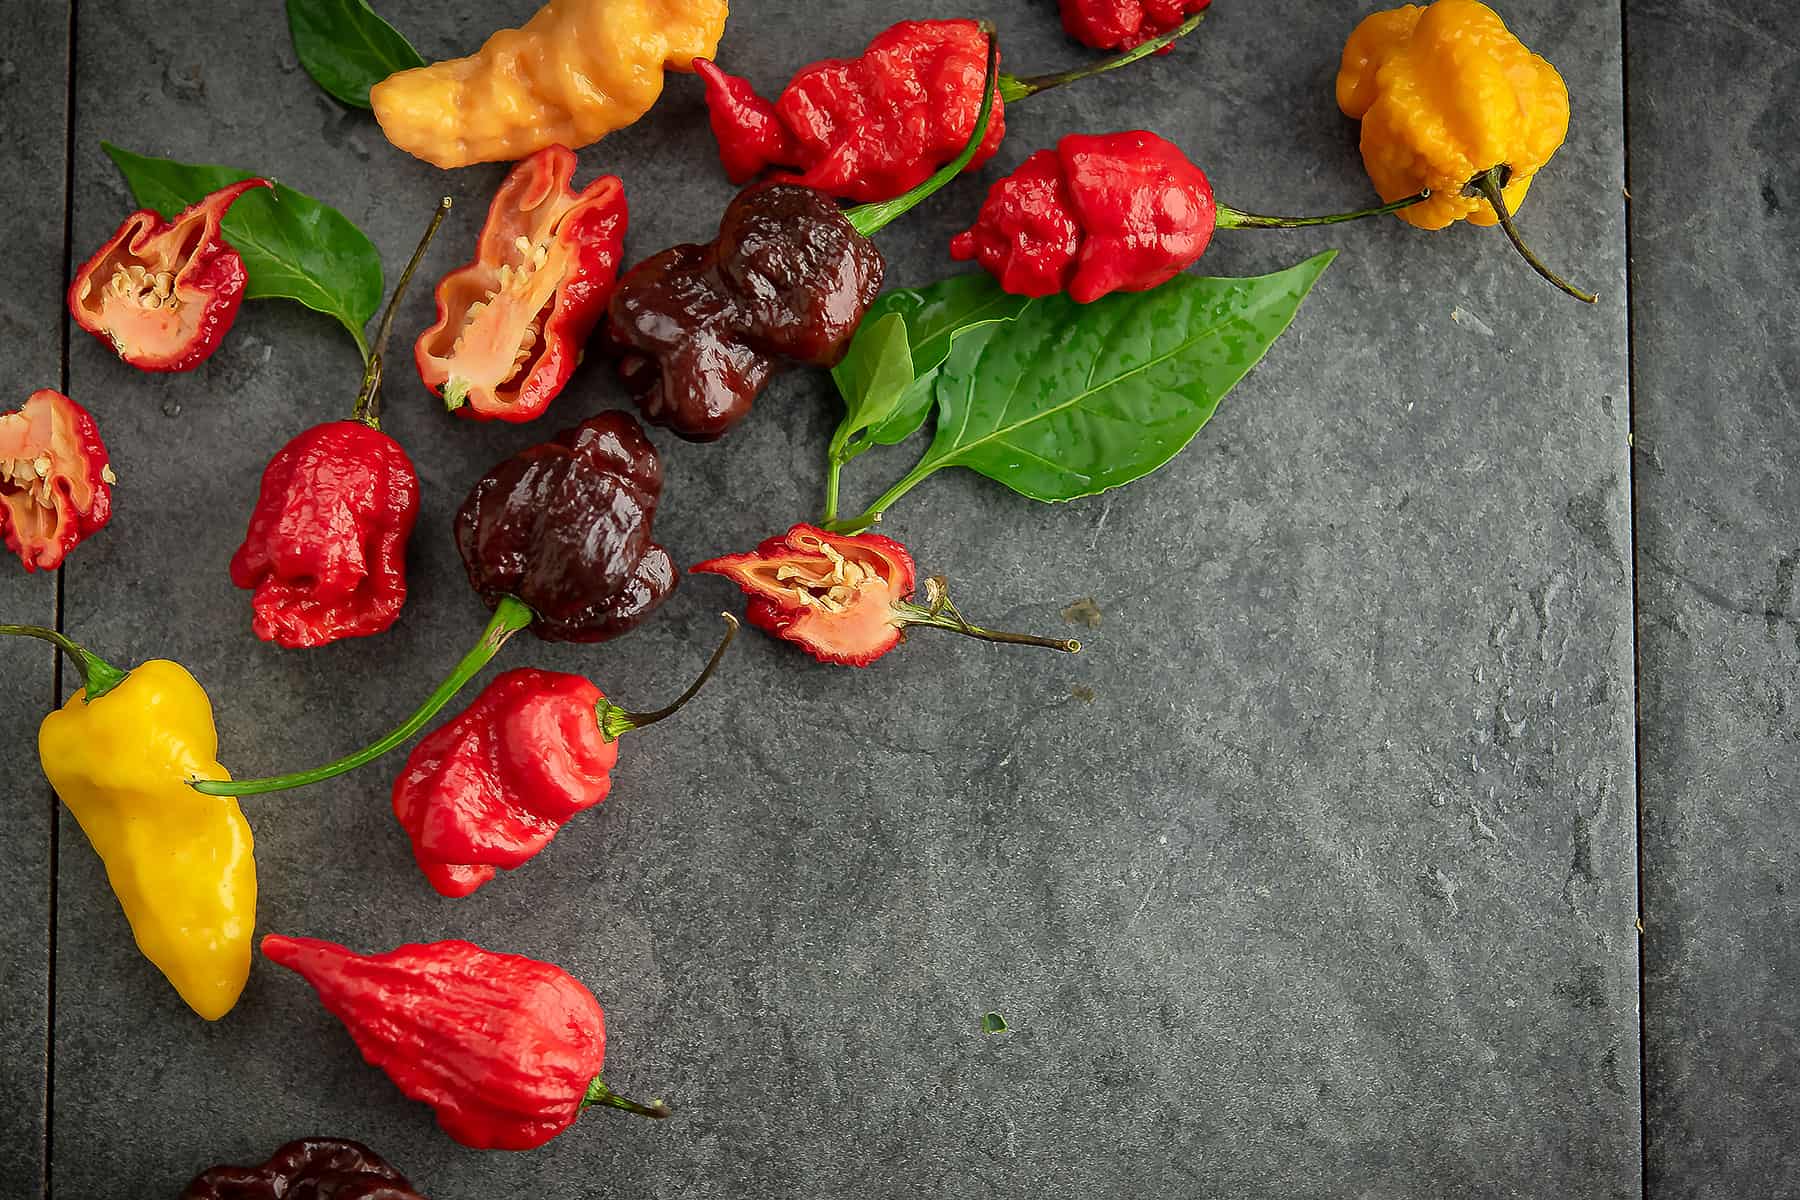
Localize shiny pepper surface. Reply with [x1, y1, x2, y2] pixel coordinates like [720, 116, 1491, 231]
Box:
[1061, 0, 1210, 52]
[68, 178, 268, 372]
[606, 183, 884, 441]
[392, 669, 616, 898]
[1336, 0, 1568, 231]
[264, 935, 668, 1151]
[38, 656, 254, 1020]
[417, 146, 628, 422]
[456, 411, 676, 642]
[694, 20, 1003, 203]
[369, 0, 727, 169]
[0, 390, 114, 572]
[951, 130, 1215, 303]
[180, 1138, 424, 1200]
[229, 422, 420, 648]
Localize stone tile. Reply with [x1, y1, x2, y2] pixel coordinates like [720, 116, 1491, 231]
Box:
[56, 1, 1637, 1196]
[1628, 2, 1800, 1195]
[0, 4, 66, 1197]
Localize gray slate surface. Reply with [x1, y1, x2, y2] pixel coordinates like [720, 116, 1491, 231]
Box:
[10, 0, 1773, 1194]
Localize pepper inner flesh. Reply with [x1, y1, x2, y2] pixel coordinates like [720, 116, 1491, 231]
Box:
[71, 215, 210, 354]
[0, 402, 107, 548]
[444, 233, 565, 405]
[766, 541, 882, 614]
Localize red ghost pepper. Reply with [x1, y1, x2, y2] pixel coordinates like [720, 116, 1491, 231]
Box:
[229, 200, 449, 648]
[416, 145, 628, 422]
[1061, 0, 1211, 53]
[950, 130, 1428, 303]
[392, 617, 735, 898]
[693, 525, 1077, 666]
[0, 390, 115, 572]
[262, 934, 670, 1152]
[68, 178, 269, 372]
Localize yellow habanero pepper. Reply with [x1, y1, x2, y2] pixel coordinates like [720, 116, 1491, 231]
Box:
[1336, 0, 1595, 302]
[3, 625, 254, 1020]
[370, 0, 729, 169]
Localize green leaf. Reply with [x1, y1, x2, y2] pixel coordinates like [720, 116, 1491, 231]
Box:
[103, 142, 383, 357]
[905, 252, 1335, 504]
[982, 1011, 1009, 1034]
[285, 0, 424, 109]
[828, 312, 915, 463]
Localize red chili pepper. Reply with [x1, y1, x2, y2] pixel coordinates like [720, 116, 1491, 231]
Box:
[693, 14, 1205, 203]
[262, 934, 671, 1151]
[693, 525, 1077, 666]
[67, 178, 269, 372]
[392, 617, 735, 898]
[0, 390, 115, 573]
[1061, 0, 1210, 54]
[416, 146, 628, 423]
[950, 130, 1430, 303]
[228, 201, 451, 648]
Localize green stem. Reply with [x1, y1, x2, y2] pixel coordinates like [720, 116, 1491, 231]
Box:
[581, 1076, 672, 1121]
[595, 614, 738, 742]
[846, 27, 999, 238]
[0, 625, 129, 702]
[353, 196, 453, 428]
[1472, 166, 1595, 304]
[191, 596, 532, 796]
[823, 456, 938, 534]
[822, 454, 844, 523]
[1215, 188, 1430, 229]
[893, 577, 1080, 653]
[999, 10, 1206, 102]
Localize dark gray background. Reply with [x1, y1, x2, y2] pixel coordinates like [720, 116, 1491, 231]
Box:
[0, 0, 1788, 1196]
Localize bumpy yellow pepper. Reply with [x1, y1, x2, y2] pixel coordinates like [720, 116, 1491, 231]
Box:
[1336, 0, 1593, 302]
[4, 625, 254, 1020]
[371, 0, 729, 169]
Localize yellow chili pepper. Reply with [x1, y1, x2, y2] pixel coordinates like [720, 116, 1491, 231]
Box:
[1336, 0, 1594, 302]
[3, 625, 254, 1020]
[370, 0, 729, 169]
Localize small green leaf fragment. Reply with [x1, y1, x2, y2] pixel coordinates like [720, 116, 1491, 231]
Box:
[286, 0, 425, 109]
[982, 1011, 1009, 1034]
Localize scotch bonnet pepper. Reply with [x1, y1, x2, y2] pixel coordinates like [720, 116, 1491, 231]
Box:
[392, 619, 734, 897]
[694, 525, 1076, 666]
[0, 390, 115, 572]
[263, 934, 671, 1151]
[180, 1138, 425, 1200]
[951, 130, 1427, 303]
[694, 14, 1205, 203]
[417, 146, 628, 422]
[0, 625, 253, 1020]
[1336, 0, 1594, 301]
[68, 178, 268, 371]
[369, 0, 727, 169]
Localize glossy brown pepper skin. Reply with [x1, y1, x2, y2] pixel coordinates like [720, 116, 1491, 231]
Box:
[179, 1137, 424, 1200]
[455, 410, 676, 642]
[605, 183, 885, 442]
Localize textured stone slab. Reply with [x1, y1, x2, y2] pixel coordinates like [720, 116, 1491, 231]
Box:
[0, 3, 66, 1196]
[1629, 1, 1800, 1195]
[56, 1, 1637, 1195]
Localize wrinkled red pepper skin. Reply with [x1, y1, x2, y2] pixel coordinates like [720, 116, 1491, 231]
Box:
[950, 130, 1216, 303]
[68, 178, 269, 372]
[228, 421, 420, 649]
[0, 390, 114, 573]
[1061, 0, 1211, 53]
[416, 146, 628, 423]
[694, 524, 915, 666]
[694, 20, 1005, 202]
[262, 934, 608, 1152]
[392, 668, 617, 898]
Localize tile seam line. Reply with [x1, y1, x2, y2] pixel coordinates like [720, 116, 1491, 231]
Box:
[1617, 2, 1649, 1198]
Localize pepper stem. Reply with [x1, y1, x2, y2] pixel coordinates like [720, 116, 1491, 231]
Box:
[892, 578, 1080, 653]
[353, 196, 454, 428]
[190, 595, 532, 796]
[1215, 188, 1430, 229]
[595, 614, 739, 742]
[846, 27, 999, 239]
[581, 1076, 673, 1121]
[0, 624, 129, 702]
[1472, 166, 1595, 304]
[999, 10, 1206, 102]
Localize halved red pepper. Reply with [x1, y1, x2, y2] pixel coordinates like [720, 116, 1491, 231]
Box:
[693, 524, 1077, 666]
[67, 178, 269, 372]
[415, 146, 628, 423]
[0, 390, 115, 572]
